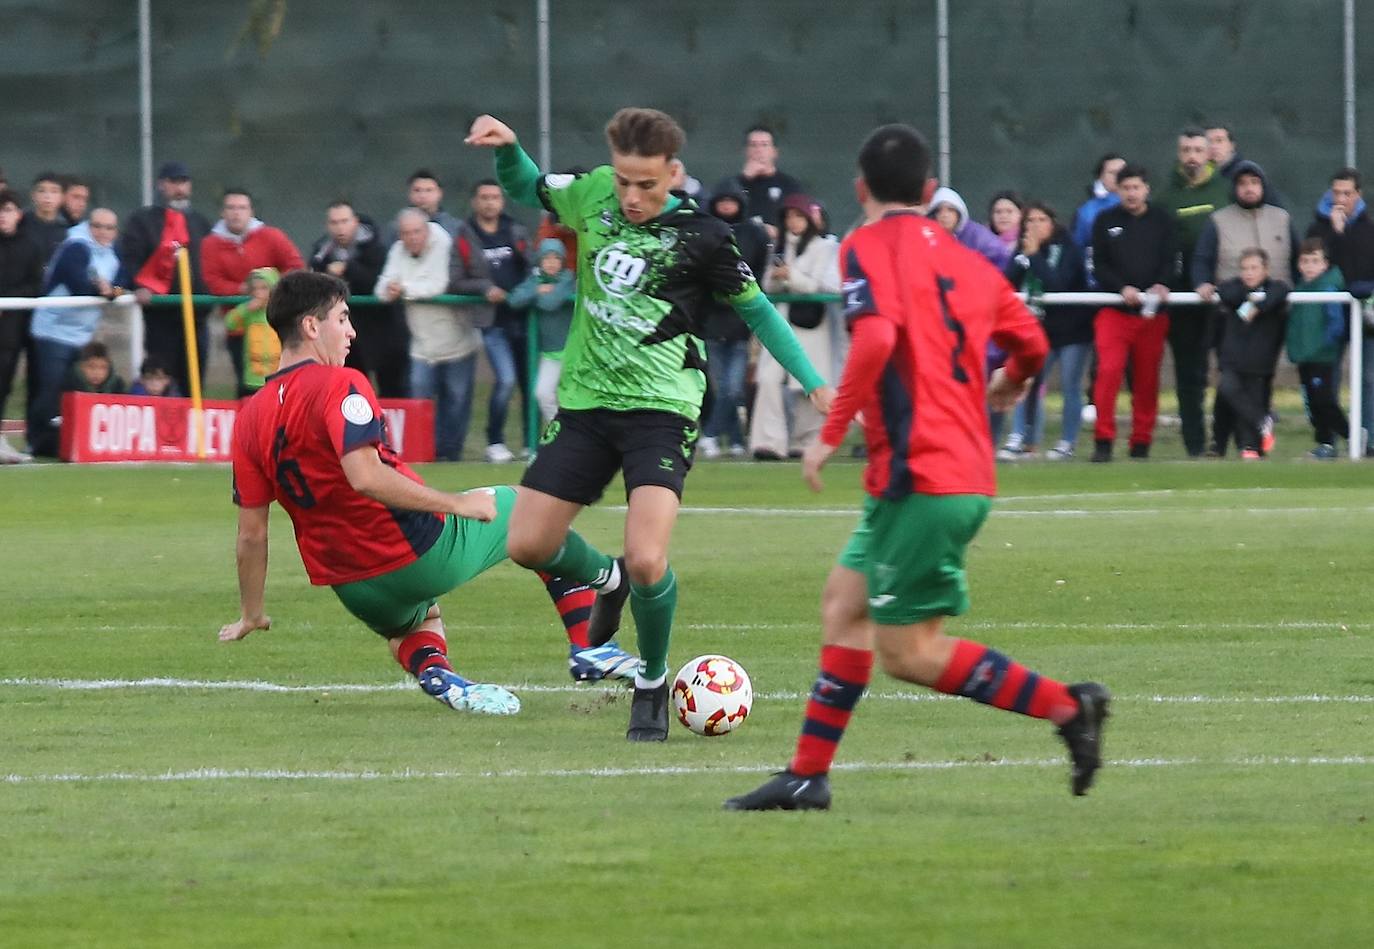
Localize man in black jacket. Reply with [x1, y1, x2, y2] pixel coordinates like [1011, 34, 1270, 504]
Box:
[1307, 167, 1374, 453]
[699, 182, 772, 458]
[1089, 164, 1177, 462]
[118, 160, 213, 397]
[309, 201, 404, 396]
[0, 189, 45, 462]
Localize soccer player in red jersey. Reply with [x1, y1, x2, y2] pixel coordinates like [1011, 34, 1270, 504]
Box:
[218, 271, 631, 715]
[726, 125, 1111, 810]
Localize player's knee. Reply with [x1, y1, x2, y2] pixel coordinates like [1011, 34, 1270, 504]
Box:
[506, 530, 554, 569]
[623, 550, 667, 587]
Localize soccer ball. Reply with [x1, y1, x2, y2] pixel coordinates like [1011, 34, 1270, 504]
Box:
[672, 654, 753, 736]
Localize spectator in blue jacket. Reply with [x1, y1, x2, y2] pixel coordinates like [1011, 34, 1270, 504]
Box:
[1072, 154, 1125, 286]
[27, 209, 130, 455]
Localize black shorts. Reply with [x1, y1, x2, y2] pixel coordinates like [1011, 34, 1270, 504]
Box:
[521, 408, 699, 505]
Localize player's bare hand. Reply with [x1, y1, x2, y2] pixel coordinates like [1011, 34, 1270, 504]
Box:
[809, 385, 835, 415]
[219, 615, 270, 642]
[454, 488, 498, 522]
[465, 115, 517, 148]
[986, 368, 1034, 413]
[801, 440, 836, 493]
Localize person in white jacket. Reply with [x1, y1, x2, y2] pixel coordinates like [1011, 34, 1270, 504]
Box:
[376, 209, 480, 460]
[750, 194, 840, 459]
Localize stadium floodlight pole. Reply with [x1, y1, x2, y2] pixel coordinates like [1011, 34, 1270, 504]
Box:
[1344, 0, 1356, 167]
[138, 0, 153, 207]
[936, 0, 950, 185]
[536, 0, 551, 170]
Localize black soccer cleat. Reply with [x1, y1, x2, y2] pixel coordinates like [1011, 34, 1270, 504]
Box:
[723, 770, 832, 811]
[1058, 682, 1111, 796]
[587, 556, 630, 648]
[626, 681, 669, 742]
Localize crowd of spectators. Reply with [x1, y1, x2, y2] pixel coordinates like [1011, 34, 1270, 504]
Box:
[1, 120, 1372, 464]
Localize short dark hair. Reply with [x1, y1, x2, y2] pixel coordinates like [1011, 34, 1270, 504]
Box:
[1298, 237, 1328, 258]
[604, 108, 686, 159]
[857, 124, 932, 205]
[471, 178, 501, 195]
[139, 355, 170, 377]
[1093, 152, 1124, 178]
[745, 124, 776, 143]
[408, 169, 442, 187]
[32, 171, 62, 189]
[268, 271, 350, 346]
[78, 340, 111, 362]
[1240, 246, 1269, 266]
[1332, 166, 1362, 191]
[62, 175, 89, 191]
[1178, 126, 1207, 140]
[1116, 163, 1150, 185]
[326, 199, 356, 214]
[0, 188, 20, 211]
[223, 187, 253, 204]
[1205, 123, 1233, 141]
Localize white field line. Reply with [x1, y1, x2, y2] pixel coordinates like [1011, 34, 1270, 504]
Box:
[625, 505, 1374, 518]
[6, 755, 1374, 786]
[15, 619, 1374, 635]
[3, 676, 1372, 706]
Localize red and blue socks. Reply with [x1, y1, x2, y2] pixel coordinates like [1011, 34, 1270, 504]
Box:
[394, 629, 456, 679]
[789, 644, 874, 777]
[540, 571, 595, 649]
[934, 639, 1078, 725]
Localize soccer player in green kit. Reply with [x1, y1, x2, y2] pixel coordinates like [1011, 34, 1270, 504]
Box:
[466, 108, 834, 741]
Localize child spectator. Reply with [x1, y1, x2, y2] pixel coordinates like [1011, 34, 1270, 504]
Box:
[223, 267, 282, 396]
[1212, 248, 1290, 458]
[128, 355, 182, 398]
[508, 239, 575, 424]
[66, 341, 125, 394]
[1285, 238, 1349, 459]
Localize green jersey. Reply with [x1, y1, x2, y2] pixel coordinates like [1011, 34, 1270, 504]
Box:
[532, 165, 761, 416]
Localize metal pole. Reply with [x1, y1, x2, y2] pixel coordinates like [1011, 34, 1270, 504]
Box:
[536, 0, 551, 169]
[936, 0, 950, 184]
[138, 0, 153, 206]
[1349, 300, 1364, 460]
[1345, 0, 1356, 167]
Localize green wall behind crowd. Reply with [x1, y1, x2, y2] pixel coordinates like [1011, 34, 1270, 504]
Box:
[1, 1, 1367, 246]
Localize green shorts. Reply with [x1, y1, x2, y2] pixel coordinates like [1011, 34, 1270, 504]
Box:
[837, 493, 991, 626]
[331, 485, 516, 637]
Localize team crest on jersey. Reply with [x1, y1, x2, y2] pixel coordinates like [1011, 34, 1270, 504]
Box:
[340, 393, 373, 425]
[594, 241, 649, 298]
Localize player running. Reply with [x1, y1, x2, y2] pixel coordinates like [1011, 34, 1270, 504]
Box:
[726, 125, 1110, 810]
[465, 108, 834, 740]
[219, 271, 635, 715]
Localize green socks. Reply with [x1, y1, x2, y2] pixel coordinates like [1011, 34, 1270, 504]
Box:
[534, 531, 615, 587]
[630, 566, 677, 683]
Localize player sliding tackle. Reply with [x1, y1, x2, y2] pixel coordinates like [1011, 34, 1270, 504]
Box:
[466, 108, 833, 741]
[219, 271, 636, 716]
[726, 125, 1110, 810]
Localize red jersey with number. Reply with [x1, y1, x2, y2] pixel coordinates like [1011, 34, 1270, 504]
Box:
[820, 211, 1047, 499]
[231, 360, 443, 585]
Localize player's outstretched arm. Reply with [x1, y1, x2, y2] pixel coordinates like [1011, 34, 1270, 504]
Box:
[466, 115, 543, 210]
[341, 446, 496, 521]
[220, 505, 272, 642]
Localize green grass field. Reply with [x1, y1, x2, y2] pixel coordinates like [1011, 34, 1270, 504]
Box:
[3, 448, 1373, 948]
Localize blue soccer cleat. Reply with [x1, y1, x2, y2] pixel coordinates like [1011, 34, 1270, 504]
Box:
[568, 641, 640, 683]
[417, 666, 521, 715]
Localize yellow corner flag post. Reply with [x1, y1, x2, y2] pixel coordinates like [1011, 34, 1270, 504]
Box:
[176, 247, 205, 458]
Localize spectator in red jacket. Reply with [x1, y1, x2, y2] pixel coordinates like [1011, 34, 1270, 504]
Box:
[200, 188, 303, 388]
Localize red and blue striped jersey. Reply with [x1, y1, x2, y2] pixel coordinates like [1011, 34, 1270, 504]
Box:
[232, 360, 442, 585]
[820, 211, 1047, 499]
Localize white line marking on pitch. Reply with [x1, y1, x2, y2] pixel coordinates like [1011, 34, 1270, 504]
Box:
[5, 755, 1373, 785]
[3, 677, 1372, 706]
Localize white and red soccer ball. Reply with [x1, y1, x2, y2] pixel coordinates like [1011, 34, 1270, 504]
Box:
[672, 654, 753, 736]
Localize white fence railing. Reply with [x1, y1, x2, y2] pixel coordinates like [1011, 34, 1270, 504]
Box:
[0, 291, 1367, 460]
